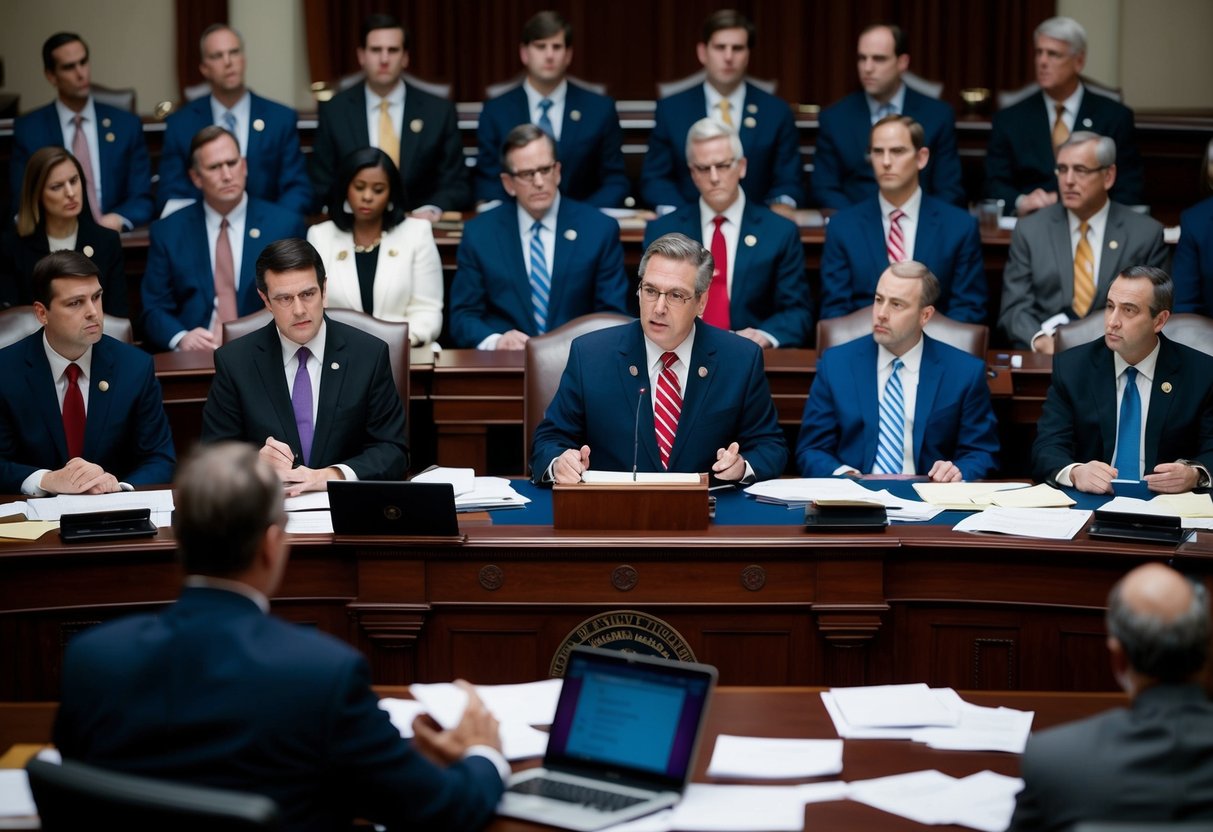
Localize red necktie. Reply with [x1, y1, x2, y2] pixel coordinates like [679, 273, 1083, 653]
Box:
[62, 363, 85, 459]
[654, 352, 682, 469]
[71, 114, 104, 224]
[887, 208, 906, 264]
[212, 218, 238, 340]
[703, 215, 730, 329]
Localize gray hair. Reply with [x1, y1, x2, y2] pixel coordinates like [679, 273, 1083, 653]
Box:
[1106, 572, 1210, 683]
[638, 233, 714, 295]
[886, 260, 941, 308]
[1061, 131, 1116, 167]
[684, 118, 744, 162]
[1035, 16, 1087, 57]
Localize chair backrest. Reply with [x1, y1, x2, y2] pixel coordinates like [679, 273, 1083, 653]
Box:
[336, 70, 451, 100]
[523, 313, 632, 468]
[91, 82, 136, 113]
[1056, 312, 1213, 358]
[997, 75, 1123, 110]
[486, 73, 607, 99]
[902, 71, 943, 100]
[816, 305, 988, 358]
[27, 758, 281, 831]
[656, 70, 776, 99]
[0, 306, 132, 349]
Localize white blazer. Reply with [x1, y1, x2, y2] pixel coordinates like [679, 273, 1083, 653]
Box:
[307, 218, 443, 344]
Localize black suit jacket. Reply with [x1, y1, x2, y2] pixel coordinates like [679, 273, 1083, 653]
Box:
[1031, 333, 1213, 483]
[0, 221, 127, 315]
[201, 318, 408, 479]
[312, 82, 470, 212]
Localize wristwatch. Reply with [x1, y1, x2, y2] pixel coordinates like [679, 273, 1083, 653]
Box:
[1177, 460, 1211, 489]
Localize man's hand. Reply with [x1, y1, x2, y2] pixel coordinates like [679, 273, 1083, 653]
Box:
[1017, 189, 1058, 217]
[178, 328, 218, 351]
[411, 680, 502, 766]
[734, 328, 773, 348]
[259, 436, 296, 474]
[712, 441, 746, 481]
[927, 460, 962, 482]
[1145, 462, 1199, 494]
[554, 446, 590, 484]
[1031, 333, 1056, 355]
[280, 465, 342, 497]
[40, 458, 119, 494]
[496, 330, 530, 350]
[98, 213, 125, 232]
[410, 206, 443, 223]
[768, 202, 797, 221]
[1071, 461, 1118, 494]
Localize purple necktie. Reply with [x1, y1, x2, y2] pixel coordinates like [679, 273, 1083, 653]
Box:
[292, 347, 314, 465]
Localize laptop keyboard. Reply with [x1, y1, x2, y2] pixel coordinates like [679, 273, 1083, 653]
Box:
[508, 778, 648, 812]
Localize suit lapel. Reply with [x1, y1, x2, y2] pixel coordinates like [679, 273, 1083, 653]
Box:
[238, 201, 263, 314]
[549, 202, 575, 327]
[856, 338, 881, 472]
[669, 323, 717, 470]
[1144, 336, 1180, 471]
[557, 85, 581, 155]
[617, 326, 660, 470]
[82, 339, 116, 459]
[399, 85, 424, 185]
[861, 199, 888, 285]
[496, 206, 536, 334]
[1097, 204, 1127, 300]
[93, 105, 117, 213]
[254, 324, 302, 457]
[911, 338, 943, 468]
[245, 93, 265, 169]
[913, 199, 940, 263]
[23, 336, 69, 463]
[1048, 207, 1075, 311]
[737, 83, 756, 151]
[310, 319, 347, 468]
[1091, 345, 1119, 461]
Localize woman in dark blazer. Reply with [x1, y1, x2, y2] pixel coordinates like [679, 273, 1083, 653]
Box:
[0, 146, 127, 314]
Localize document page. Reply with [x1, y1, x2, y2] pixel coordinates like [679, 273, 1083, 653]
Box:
[706, 735, 843, 779]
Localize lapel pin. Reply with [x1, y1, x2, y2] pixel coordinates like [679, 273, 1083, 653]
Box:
[102, 117, 112, 127]
[82, 245, 94, 257]
[1108, 240, 1118, 250]
[698, 366, 708, 378]
[388, 248, 398, 256]
[629, 365, 639, 376]
[98, 380, 110, 392]
[744, 234, 757, 247]
[336, 250, 348, 261]
[253, 118, 265, 132]
[564, 229, 577, 241]
[746, 103, 757, 114]
[410, 118, 424, 134]
[1162, 382, 1173, 393]
[743, 116, 756, 128]
[1082, 118, 1093, 128]
[249, 228, 261, 239]
[105, 132, 115, 143]
[570, 109, 581, 121]
[331, 362, 340, 370]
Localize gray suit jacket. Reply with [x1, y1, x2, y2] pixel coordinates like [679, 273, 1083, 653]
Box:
[998, 201, 1167, 348]
[1007, 684, 1213, 832]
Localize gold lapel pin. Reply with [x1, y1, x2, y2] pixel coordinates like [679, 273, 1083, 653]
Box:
[336, 250, 348, 261]
[102, 117, 112, 127]
[744, 234, 757, 247]
[698, 366, 708, 378]
[410, 119, 424, 133]
[1108, 240, 1119, 250]
[105, 132, 116, 142]
[82, 245, 95, 257]
[253, 118, 265, 132]
[249, 228, 261, 239]
[388, 248, 398, 256]
[570, 109, 581, 121]
[98, 380, 110, 392]
[564, 229, 577, 241]
[1162, 382, 1173, 393]
[743, 117, 756, 128]
[746, 103, 757, 114]
[629, 365, 639, 376]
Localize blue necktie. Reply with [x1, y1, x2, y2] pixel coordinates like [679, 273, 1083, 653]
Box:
[528, 221, 550, 333]
[537, 98, 555, 139]
[873, 358, 906, 474]
[1115, 367, 1141, 480]
[222, 110, 237, 135]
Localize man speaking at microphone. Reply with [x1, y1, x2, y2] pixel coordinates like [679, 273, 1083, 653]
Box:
[530, 233, 787, 485]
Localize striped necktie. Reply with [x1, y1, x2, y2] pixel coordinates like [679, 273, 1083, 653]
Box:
[537, 98, 555, 138]
[887, 208, 906, 263]
[654, 352, 682, 469]
[1073, 221, 1095, 317]
[528, 221, 551, 333]
[873, 358, 906, 474]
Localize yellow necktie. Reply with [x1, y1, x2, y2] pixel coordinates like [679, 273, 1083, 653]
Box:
[719, 99, 734, 127]
[1073, 221, 1095, 317]
[378, 100, 400, 166]
[1051, 102, 1069, 148]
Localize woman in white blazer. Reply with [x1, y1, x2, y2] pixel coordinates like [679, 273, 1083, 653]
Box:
[307, 148, 442, 345]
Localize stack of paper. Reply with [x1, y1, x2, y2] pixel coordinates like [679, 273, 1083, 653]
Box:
[24, 489, 175, 527]
[847, 769, 1024, 832]
[1102, 494, 1213, 529]
[913, 482, 1051, 509]
[745, 479, 942, 521]
[952, 507, 1091, 539]
[452, 477, 531, 511]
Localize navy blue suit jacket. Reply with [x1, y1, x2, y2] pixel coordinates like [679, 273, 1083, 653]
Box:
[475, 83, 629, 208]
[12, 101, 153, 227]
[312, 83, 470, 212]
[812, 88, 965, 209]
[0, 332, 175, 491]
[640, 83, 804, 209]
[530, 319, 788, 482]
[796, 334, 998, 480]
[1173, 196, 1213, 315]
[985, 88, 1144, 211]
[449, 198, 629, 347]
[156, 92, 312, 217]
[1031, 333, 1213, 484]
[1, 218, 127, 315]
[819, 194, 987, 323]
[201, 318, 408, 479]
[643, 199, 812, 346]
[55, 586, 504, 832]
[140, 197, 305, 351]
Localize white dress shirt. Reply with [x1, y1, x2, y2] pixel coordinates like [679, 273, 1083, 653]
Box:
[866, 83, 907, 123]
[55, 98, 106, 218]
[167, 193, 250, 350]
[363, 80, 406, 154]
[274, 319, 356, 482]
[878, 186, 923, 263]
[478, 194, 562, 350]
[523, 79, 567, 141]
[832, 337, 925, 476]
[209, 90, 252, 155]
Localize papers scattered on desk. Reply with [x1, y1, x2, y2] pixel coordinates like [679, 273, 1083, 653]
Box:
[0, 769, 36, 819]
[405, 678, 563, 760]
[582, 470, 702, 485]
[0, 501, 27, 519]
[0, 521, 59, 541]
[284, 492, 331, 512]
[668, 784, 827, 831]
[913, 481, 1030, 509]
[1103, 493, 1213, 528]
[828, 683, 958, 730]
[952, 507, 1091, 539]
[411, 466, 476, 495]
[847, 769, 1024, 832]
[453, 477, 531, 511]
[745, 479, 941, 520]
[24, 489, 174, 527]
[707, 735, 843, 779]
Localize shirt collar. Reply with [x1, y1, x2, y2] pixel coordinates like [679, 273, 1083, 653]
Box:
[523, 78, 567, 109]
[276, 317, 328, 366]
[698, 189, 746, 228]
[183, 575, 270, 613]
[866, 83, 906, 119]
[877, 331, 925, 374]
[1113, 335, 1161, 381]
[209, 90, 251, 124]
[366, 79, 405, 110]
[55, 96, 97, 131]
[516, 192, 561, 235]
[1068, 196, 1111, 236]
[703, 81, 745, 116]
[203, 191, 248, 226]
[1045, 82, 1084, 116]
[878, 185, 922, 220]
[644, 323, 697, 373]
[42, 331, 94, 381]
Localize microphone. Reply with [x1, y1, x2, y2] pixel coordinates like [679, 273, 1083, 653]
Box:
[632, 387, 647, 482]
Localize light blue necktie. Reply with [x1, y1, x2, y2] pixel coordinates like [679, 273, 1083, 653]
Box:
[1115, 367, 1141, 480]
[528, 221, 550, 333]
[537, 98, 555, 139]
[222, 110, 237, 135]
[873, 358, 906, 474]
[874, 102, 897, 123]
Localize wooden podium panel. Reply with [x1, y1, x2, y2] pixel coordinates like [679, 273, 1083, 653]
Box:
[553, 475, 709, 530]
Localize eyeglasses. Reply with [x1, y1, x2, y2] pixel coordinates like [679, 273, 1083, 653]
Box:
[689, 158, 738, 176]
[509, 163, 558, 183]
[1054, 164, 1108, 178]
[267, 288, 320, 309]
[638, 283, 699, 306]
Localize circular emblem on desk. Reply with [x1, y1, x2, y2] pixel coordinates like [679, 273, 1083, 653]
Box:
[612, 565, 638, 591]
[478, 564, 505, 591]
[550, 609, 697, 676]
[740, 565, 766, 591]
[383, 505, 402, 521]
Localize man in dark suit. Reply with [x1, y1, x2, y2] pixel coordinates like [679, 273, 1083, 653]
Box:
[820, 115, 986, 323]
[141, 126, 305, 352]
[311, 13, 469, 218]
[201, 238, 407, 495]
[1172, 193, 1213, 315]
[474, 11, 628, 209]
[643, 119, 811, 347]
[797, 261, 998, 480]
[11, 32, 152, 229]
[1008, 562, 1213, 831]
[156, 24, 311, 217]
[0, 251, 174, 494]
[985, 16, 1143, 216]
[55, 441, 506, 832]
[640, 9, 803, 217]
[812, 24, 964, 209]
[1032, 266, 1213, 494]
[451, 124, 628, 350]
[999, 132, 1166, 352]
[531, 232, 788, 483]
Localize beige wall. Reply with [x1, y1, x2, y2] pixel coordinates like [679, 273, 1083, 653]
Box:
[1119, 0, 1213, 109]
[231, 0, 313, 110]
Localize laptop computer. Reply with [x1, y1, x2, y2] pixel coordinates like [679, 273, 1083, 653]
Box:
[498, 646, 717, 831]
[327, 480, 460, 536]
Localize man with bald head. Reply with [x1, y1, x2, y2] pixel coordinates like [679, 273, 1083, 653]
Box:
[1008, 563, 1213, 831]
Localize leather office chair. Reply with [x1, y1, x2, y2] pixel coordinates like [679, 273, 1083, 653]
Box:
[523, 312, 631, 468]
[1053, 313, 1105, 352]
[485, 73, 607, 99]
[0, 306, 132, 349]
[27, 757, 281, 831]
[1071, 823, 1213, 832]
[997, 75, 1123, 110]
[90, 82, 137, 113]
[656, 70, 776, 99]
[1056, 312, 1213, 358]
[816, 305, 988, 357]
[334, 71, 452, 100]
[902, 71, 943, 100]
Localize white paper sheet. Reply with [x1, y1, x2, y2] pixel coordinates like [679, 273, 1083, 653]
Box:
[668, 784, 813, 831]
[0, 770, 36, 818]
[0, 501, 29, 519]
[455, 477, 532, 511]
[284, 492, 330, 512]
[829, 683, 960, 728]
[848, 769, 1023, 832]
[706, 735, 843, 779]
[952, 507, 1091, 539]
[409, 678, 564, 730]
[911, 701, 1034, 753]
[24, 489, 174, 521]
[412, 466, 477, 495]
[284, 511, 333, 534]
[581, 471, 702, 484]
[745, 478, 879, 506]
